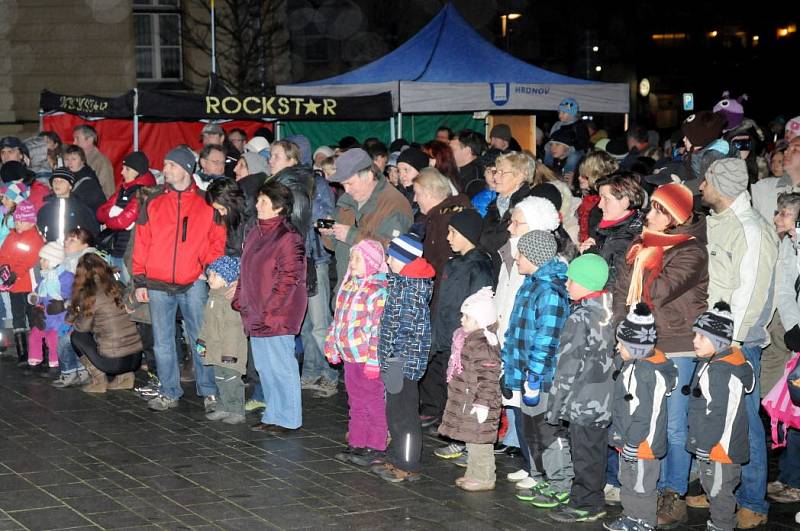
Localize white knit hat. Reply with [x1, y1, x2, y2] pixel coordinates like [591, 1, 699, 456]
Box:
[513, 196, 560, 232]
[39, 241, 65, 267]
[460, 287, 499, 345]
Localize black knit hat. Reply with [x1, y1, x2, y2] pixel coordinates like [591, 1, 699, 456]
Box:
[693, 301, 734, 351]
[396, 147, 429, 172]
[448, 209, 483, 246]
[616, 303, 657, 358]
[550, 127, 576, 148]
[529, 182, 563, 211]
[0, 160, 33, 183]
[50, 167, 76, 187]
[122, 151, 149, 176]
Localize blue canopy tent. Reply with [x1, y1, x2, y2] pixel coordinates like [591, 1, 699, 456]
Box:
[278, 3, 629, 141]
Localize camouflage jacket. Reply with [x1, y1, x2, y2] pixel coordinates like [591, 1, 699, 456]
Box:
[547, 292, 616, 428]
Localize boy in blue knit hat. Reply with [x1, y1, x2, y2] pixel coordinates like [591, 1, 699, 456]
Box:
[198, 255, 248, 424]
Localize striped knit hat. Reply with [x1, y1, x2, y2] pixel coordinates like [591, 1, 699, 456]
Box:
[387, 232, 423, 265]
[0, 181, 29, 204]
[650, 182, 693, 225]
[616, 302, 657, 358]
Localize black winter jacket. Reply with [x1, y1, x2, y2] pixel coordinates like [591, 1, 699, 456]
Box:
[71, 166, 107, 215]
[268, 165, 312, 241]
[588, 210, 644, 289]
[480, 184, 532, 279]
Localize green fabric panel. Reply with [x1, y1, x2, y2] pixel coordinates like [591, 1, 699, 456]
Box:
[400, 113, 484, 142]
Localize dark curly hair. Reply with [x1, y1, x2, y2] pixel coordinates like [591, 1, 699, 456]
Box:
[68, 253, 123, 321]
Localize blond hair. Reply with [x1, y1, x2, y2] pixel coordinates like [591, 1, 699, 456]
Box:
[495, 151, 535, 184]
[413, 167, 452, 199]
[578, 151, 619, 189]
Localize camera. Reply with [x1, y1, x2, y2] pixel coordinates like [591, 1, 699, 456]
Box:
[732, 138, 753, 153]
[315, 218, 335, 229]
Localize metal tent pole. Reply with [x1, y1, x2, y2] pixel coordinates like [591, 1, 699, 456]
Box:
[133, 88, 139, 150]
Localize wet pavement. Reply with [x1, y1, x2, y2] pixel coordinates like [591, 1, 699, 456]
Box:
[0, 354, 797, 530]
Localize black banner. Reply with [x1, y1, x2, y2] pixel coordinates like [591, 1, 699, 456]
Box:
[137, 91, 394, 121]
[40, 90, 134, 119]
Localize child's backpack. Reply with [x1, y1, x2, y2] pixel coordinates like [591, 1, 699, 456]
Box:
[762, 352, 800, 448]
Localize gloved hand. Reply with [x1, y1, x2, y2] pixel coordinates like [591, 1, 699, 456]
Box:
[470, 404, 489, 424]
[363, 362, 380, 380]
[502, 390, 522, 408]
[195, 339, 207, 358]
[0, 264, 16, 289]
[324, 350, 342, 365]
[785, 325, 800, 353]
[522, 373, 541, 407]
[27, 293, 39, 305]
[695, 448, 711, 463]
[46, 300, 65, 315]
[621, 443, 639, 462]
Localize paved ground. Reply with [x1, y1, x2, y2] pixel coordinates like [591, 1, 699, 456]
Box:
[1, 355, 798, 530]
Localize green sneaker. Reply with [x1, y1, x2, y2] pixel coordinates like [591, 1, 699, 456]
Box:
[549, 505, 607, 522]
[530, 488, 569, 508]
[515, 481, 549, 501]
[245, 399, 266, 412]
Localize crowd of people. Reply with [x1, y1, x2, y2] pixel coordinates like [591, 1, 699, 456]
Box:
[2, 95, 800, 531]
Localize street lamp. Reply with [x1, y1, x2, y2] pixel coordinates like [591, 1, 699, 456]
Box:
[501, 12, 523, 51]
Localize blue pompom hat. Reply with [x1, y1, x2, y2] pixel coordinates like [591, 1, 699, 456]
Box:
[558, 98, 579, 117]
[207, 255, 240, 285]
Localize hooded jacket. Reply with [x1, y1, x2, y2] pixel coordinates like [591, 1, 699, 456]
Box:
[0, 227, 44, 293]
[610, 350, 678, 459]
[588, 209, 644, 289]
[421, 193, 472, 302]
[480, 184, 532, 278]
[268, 164, 313, 241]
[96, 172, 157, 257]
[71, 165, 107, 214]
[198, 286, 249, 374]
[376, 258, 435, 381]
[686, 347, 754, 464]
[547, 292, 616, 428]
[37, 195, 100, 242]
[431, 247, 494, 352]
[233, 216, 307, 338]
[612, 214, 709, 354]
[72, 291, 143, 359]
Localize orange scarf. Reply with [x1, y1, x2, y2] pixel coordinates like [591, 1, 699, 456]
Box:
[625, 227, 693, 306]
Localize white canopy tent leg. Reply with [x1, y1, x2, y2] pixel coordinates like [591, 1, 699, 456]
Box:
[398, 112, 403, 139]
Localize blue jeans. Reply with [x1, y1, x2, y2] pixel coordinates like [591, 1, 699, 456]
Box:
[300, 262, 337, 383]
[109, 256, 130, 285]
[778, 429, 800, 488]
[735, 344, 769, 515]
[607, 448, 620, 487]
[503, 407, 520, 448]
[658, 356, 695, 495]
[510, 406, 531, 472]
[251, 382, 264, 403]
[251, 335, 302, 429]
[148, 280, 216, 400]
[57, 331, 82, 374]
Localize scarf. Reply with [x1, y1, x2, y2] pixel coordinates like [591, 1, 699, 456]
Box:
[447, 327, 468, 383]
[625, 227, 693, 307]
[598, 209, 634, 229]
[37, 264, 66, 301]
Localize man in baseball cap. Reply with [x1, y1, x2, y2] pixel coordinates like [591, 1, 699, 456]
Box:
[0, 136, 28, 164]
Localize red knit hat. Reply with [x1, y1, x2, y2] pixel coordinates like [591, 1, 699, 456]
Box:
[651, 183, 693, 225]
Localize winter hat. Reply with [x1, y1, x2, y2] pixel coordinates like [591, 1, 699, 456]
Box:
[285, 135, 312, 166]
[389, 138, 409, 152]
[616, 302, 657, 358]
[605, 137, 629, 160]
[201, 122, 224, 136]
[490, 124, 512, 142]
[567, 253, 609, 292]
[713, 92, 746, 132]
[351, 239, 388, 277]
[387, 151, 400, 168]
[786, 116, 800, 137]
[241, 152, 268, 175]
[705, 158, 748, 199]
[650, 182, 694, 225]
[461, 286, 497, 329]
[514, 196, 559, 232]
[122, 151, 149, 176]
[558, 97, 580, 117]
[207, 255, 240, 285]
[50, 167, 76, 187]
[0, 181, 29, 204]
[313, 145, 335, 162]
[448, 209, 483, 246]
[550, 127, 576, 149]
[387, 232, 423, 265]
[338, 136, 359, 150]
[39, 241, 65, 267]
[517, 230, 557, 267]
[12, 200, 36, 223]
[529, 182, 563, 211]
[396, 147, 429, 172]
[693, 301, 734, 352]
[245, 136, 270, 155]
[329, 148, 374, 183]
[681, 111, 726, 148]
[164, 146, 197, 176]
[0, 160, 32, 183]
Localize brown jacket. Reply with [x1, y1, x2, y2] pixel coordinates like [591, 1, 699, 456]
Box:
[422, 193, 472, 307]
[612, 214, 709, 353]
[438, 328, 502, 444]
[199, 287, 249, 374]
[73, 292, 142, 358]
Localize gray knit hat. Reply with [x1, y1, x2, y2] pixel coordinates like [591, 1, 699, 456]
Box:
[616, 302, 657, 359]
[705, 158, 748, 199]
[517, 230, 557, 267]
[164, 146, 197, 177]
[693, 301, 734, 352]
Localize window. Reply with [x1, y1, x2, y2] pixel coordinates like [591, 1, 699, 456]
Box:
[134, 0, 182, 81]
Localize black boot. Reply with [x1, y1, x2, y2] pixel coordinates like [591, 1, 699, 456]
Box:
[14, 331, 28, 368]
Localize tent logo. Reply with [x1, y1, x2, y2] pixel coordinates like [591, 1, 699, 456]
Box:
[490, 83, 510, 106]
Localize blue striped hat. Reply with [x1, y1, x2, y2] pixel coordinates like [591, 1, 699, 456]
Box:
[387, 233, 423, 265]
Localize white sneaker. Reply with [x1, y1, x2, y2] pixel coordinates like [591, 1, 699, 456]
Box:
[507, 469, 529, 482]
[604, 483, 621, 504]
[516, 476, 539, 490]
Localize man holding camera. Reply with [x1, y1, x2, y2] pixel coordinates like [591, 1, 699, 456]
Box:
[752, 136, 800, 222]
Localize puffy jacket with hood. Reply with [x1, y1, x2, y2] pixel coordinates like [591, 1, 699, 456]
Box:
[71, 165, 107, 214]
[37, 195, 100, 242]
[686, 346, 754, 464]
[588, 209, 644, 289]
[0, 227, 44, 293]
[132, 182, 226, 292]
[268, 164, 312, 241]
[480, 184, 532, 278]
[96, 172, 157, 257]
[72, 291, 143, 358]
[198, 286, 249, 374]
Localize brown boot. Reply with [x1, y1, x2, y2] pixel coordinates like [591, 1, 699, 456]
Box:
[106, 372, 134, 390]
[656, 489, 687, 528]
[80, 359, 108, 394]
[736, 508, 768, 529]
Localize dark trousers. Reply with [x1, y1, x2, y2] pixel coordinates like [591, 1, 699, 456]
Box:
[419, 349, 449, 418]
[386, 377, 422, 472]
[136, 323, 155, 369]
[569, 423, 609, 512]
[71, 331, 142, 375]
[9, 291, 31, 330]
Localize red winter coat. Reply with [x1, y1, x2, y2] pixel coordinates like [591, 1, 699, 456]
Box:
[97, 172, 157, 229]
[233, 216, 307, 338]
[0, 228, 44, 293]
[28, 181, 50, 212]
[132, 182, 225, 292]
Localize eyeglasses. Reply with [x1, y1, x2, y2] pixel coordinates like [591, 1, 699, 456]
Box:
[509, 219, 528, 228]
[496, 170, 515, 177]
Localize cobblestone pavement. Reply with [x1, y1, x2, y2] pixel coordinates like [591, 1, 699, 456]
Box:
[0, 356, 797, 530]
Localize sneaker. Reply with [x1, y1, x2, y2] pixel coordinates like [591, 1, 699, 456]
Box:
[656, 489, 686, 528]
[516, 476, 541, 490]
[334, 446, 364, 464]
[767, 480, 785, 495]
[434, 443, 465, 459]
[507, 469, 529, 482]
[550, 506, 607, 523]
[349, 448, 386, 468]
[530, 487, 569, 508]
[205, 410, 230, 421]
[245, 399, 266, 412]
[419, 415, 440, 428]
[452, 454, 468, 467]
[769, 485, 800, 503]
[494, 442, 510, 454]
[603, 515, 654, 531]
[148, 395, 179, 411]
[221, 413, 245, 425]
[457, 478, 495, 491]
[604, 483, 621, 505]
[705, 520, 725, 531]
[685, 493, 709, 508]
[300, 376, 321, 390]
[51, 372, 81, 388]
[203, 395, 218, 413]
[374, 463, 421, 483]
[735, 508, 768, 529]
[76, 370, 90, 386]
[312, 378, 338, 398]
[516, 480, 548, 501]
